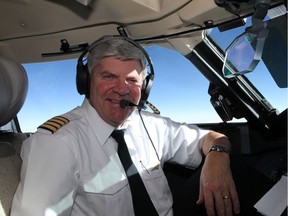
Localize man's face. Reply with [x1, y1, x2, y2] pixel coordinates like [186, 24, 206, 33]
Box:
[89, 56, 144, 127]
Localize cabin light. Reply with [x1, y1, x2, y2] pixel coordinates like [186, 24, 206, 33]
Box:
[204, 20, 214, 27]
[19, 21, 26, 28]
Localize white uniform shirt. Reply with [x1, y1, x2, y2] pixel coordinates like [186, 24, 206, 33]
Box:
[11, 99, 208, 216]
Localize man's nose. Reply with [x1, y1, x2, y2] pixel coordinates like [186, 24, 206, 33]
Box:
[114, 80, 129, 95]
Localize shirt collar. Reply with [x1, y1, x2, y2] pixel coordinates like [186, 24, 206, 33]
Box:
[116, 109, 139, 130]
[81, 99, 115, 146]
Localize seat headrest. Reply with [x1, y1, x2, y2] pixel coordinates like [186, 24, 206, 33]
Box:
[0, 56, 28, 127]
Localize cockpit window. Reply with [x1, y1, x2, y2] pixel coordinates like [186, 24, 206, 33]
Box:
[18, 60, 84, 132]
[18, 47, 224, 133]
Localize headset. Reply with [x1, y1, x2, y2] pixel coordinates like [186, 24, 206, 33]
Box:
[76, 35, 154, 109]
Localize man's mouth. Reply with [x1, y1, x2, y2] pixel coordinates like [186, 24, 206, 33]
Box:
[108, 99, 136, 109]
[110, 99, 121, 104]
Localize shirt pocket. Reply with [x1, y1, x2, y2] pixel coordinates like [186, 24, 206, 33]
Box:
[140, 162, 173, 207]
[140, 162, 163, 180]
[83, 176, 128, 195]
[82, 161, 128, 195]
[79, 173, 131, 216]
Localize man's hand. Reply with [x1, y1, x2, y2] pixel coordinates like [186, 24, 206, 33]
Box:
[196, 152, 240, 216]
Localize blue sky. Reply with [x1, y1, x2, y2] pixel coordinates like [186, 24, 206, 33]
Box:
[18, 45, 287, 133]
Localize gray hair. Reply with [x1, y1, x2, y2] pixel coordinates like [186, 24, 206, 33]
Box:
[87, 37, 147, 77]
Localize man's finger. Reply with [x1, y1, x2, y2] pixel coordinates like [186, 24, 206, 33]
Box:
[223, 195, 233, 216]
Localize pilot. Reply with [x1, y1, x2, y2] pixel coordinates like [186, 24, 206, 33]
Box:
[11, 36, 240, 216]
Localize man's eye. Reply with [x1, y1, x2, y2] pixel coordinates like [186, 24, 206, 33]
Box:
[102, 74, 114, 80]
[128, 79, 139, 85]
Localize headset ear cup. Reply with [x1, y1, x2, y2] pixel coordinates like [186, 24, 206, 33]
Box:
[139, 74, 154, 108]
[76, 62, 89, 98]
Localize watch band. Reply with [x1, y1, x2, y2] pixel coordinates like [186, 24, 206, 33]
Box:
[208, 145, 231, 154]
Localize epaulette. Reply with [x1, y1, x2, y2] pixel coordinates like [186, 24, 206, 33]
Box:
[38, 116, 70, 134]
[146, 101, 160, 115]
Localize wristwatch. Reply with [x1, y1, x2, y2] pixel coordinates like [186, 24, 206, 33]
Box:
[208, 145, 231, 154]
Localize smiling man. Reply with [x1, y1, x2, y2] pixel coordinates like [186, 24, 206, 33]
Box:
[11, 36, 240, 216]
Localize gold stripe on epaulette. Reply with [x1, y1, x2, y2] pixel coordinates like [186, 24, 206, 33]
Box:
[53, 116, 69, 124]
[38, 116, 69, 134]
[146, 101, 160, 114]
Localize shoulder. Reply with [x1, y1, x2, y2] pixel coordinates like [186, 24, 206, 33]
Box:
[37, 108, 83, 134]
[130, 110, 171, 129]
[38, 115, 70, 134]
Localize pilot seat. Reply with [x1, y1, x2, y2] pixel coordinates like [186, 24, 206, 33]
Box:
[0, 56, 28, 215]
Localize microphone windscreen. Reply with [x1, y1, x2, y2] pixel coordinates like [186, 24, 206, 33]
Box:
[120, 100, 130, 108]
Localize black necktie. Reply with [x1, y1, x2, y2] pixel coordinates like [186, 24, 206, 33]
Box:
[111, 130, 158, 216]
